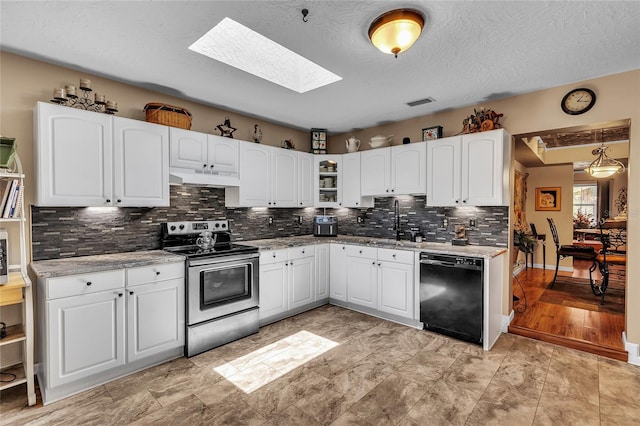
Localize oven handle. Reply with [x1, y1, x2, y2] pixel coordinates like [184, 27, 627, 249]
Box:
[187, 252, 259, 267]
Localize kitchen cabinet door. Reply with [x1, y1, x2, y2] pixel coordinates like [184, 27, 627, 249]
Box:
[288, 255, 315, 310]
[297, 152, 314, 207]
[342, 152, 373, 208]
[47, 291, 125, 388]
[259, 261, 288, 320]
[462, 131, 507, 206]
[237, 143, 272, 206]
[271, 149, 297, 207]
[329, 244, 348, 302]
[126, 278, 184, 363]
[347, 255, 378, 309]
[378, 261, 414, 319]
[391, 142, 426, 195]
[35, 102, 113, 206]
[426, 137, 461, 206]
[207, 134, 239, 175]
[169, 128, 208, 170]
[315, 244, 330, 300]
[113, 117, 169, 207]
[315, 156, 342, 207]
[360, 148, 391, 196]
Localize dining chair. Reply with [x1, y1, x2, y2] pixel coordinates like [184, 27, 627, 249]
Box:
[589, 219, 627, 304]
[546, 218, 597, 288]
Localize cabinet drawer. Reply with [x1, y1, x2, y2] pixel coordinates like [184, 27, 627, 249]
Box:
[260, 249, 288, 265]
[47, 269, 125, 300]
[288, 245, 315, 260]
[126, 262, 184, 287]
[377, 248, 414, 265]
[346, 245, 377, 259]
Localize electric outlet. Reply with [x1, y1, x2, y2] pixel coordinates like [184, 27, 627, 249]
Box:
[298, 215, 303, 224]
[268, 216, 273, 225]
[470, 218, 476, 228]
[357, 216, 364, 224]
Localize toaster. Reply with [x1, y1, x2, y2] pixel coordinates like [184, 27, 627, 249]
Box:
[314, 216, 337, 237]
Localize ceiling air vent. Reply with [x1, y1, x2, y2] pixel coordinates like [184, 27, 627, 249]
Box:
[406, 97, 436, 107]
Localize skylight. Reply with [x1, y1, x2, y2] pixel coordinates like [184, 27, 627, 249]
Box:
[189, 18, 342, 93]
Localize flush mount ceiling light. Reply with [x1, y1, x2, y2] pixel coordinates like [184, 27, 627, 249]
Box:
[189, 18, 342, 93]
[585, 131, 626, 178]
[368, 9, 424, 58]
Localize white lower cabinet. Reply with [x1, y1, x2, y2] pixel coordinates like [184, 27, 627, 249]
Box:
[126, 276, 185, 363]
[37, 262, 184, 404]
[329, 244, 348, 302]
[377, 248, 414, 319]
[47, 289, 125, 388]
[259, 246, 320, 324]
[346, 246, 378, 309]
[315, 244, 330, 300]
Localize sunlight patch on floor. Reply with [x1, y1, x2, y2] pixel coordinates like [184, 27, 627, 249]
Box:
[214, 330, 339, 393]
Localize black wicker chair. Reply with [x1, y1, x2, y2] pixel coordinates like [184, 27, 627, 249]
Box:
[547, 218, 597, 288]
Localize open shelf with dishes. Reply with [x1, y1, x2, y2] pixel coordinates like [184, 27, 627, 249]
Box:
[0, 154, 36, 405]
[315, 157, 341, 207]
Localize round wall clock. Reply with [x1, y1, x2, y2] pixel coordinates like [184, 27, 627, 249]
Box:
[561, 88, 596, 115]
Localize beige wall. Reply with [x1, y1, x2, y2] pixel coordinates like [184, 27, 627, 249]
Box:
[333, 69, 640, 344]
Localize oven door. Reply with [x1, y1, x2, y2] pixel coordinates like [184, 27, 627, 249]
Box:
[187, 253, 259, 325]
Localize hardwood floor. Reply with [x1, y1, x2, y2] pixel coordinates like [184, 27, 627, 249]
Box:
[509, 259, 627, 361]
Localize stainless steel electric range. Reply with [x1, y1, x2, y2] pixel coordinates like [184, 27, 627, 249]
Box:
[161, 220, 259, 357]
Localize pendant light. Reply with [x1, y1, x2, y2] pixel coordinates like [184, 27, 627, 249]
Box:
[585, 130, 625, 178]
[369, 9, 424, 58]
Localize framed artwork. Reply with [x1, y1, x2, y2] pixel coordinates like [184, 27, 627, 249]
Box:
[310, 128, 327, 154]
[535, 187, 561, 211]
[422, 125, 443, 141]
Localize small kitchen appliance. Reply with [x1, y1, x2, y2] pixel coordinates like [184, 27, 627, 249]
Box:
[314, 215, 337, 237]
[161, 220, 259, 357]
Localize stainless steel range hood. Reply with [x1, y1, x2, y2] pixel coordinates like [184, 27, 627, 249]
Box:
[169, 169, 240, 187]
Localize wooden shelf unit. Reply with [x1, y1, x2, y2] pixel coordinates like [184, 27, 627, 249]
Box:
[0, 155, 36, 405]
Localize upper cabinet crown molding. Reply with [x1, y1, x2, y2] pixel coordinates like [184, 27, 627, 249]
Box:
[35, 102, 170, 207]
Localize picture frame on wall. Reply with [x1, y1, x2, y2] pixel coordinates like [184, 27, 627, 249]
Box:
[310, 128, 327, 154]
[422, 126, 443, 141]
[535, 187, 561, 211]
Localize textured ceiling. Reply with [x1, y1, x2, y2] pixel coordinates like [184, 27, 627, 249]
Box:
[2, 1, 640, 134]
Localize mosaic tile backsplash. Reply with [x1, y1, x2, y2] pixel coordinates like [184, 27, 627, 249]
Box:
[31, 186, 509, 260]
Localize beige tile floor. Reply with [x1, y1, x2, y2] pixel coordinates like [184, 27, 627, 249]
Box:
[2, 305, 639, 425]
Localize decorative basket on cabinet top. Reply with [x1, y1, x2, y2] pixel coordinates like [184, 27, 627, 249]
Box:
[144, 103, 192, 130]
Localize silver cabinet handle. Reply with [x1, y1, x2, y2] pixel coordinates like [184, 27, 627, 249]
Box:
[129, 291, 134, 295]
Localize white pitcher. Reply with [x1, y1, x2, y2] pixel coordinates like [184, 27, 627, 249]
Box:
[345, 137, 360, 152]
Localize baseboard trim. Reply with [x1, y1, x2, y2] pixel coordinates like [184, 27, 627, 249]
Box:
[623, 332, 640, 365]
[501, 311, 514, 333]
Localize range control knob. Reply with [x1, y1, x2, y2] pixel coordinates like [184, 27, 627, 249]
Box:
[221, 223, 226, 228]
[170, 225, 176, 231]
[179, 224, 185, 230]
[215, 223, 220, 228]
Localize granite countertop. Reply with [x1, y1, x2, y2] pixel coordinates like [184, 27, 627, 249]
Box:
[239, 235, 507, 259]
[30, 250, 186, 279]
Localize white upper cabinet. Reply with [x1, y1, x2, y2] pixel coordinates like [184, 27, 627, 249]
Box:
[297, 152, 314, 207]
[226, 144, 296, 207]
[361, 142, 426, 196]
[35, 102, 169, 207]
[341, 152, 373, 208]
[113, 117, 169, 207]
[314, 155, 342, 207]
[427, 129, 510, 206]
[36, 102, 113, 206]
[206, 134, 239, 175]
[169, 128, 208, 170]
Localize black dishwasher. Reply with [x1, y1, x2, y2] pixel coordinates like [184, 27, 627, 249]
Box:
[419, 253, 484, 344]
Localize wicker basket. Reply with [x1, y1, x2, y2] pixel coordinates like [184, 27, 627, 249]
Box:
[144, 103, 192, 130]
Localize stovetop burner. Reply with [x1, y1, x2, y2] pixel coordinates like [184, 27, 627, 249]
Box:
[161, 220, 258, 259]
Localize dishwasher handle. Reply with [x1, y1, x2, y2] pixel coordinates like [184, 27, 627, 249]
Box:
[419, 255, 483, 271]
